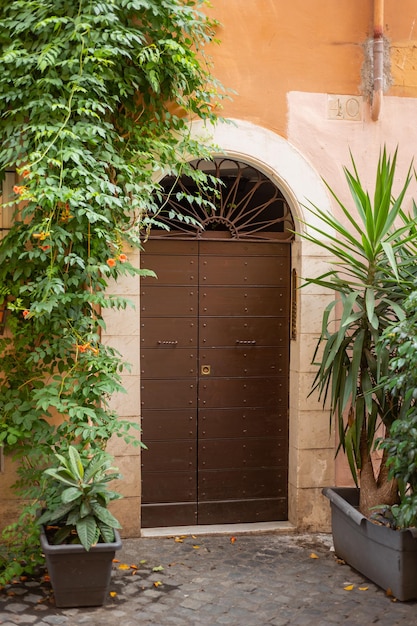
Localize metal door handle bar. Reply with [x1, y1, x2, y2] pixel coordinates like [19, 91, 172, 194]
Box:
[157, 341, 178, 345]
[235, 340, 256, 345]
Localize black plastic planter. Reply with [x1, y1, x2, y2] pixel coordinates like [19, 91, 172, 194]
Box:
[323, 487, 417, 601]
[40, 527, 122, 608]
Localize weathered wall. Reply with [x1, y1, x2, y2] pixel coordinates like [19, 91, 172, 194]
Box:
[207, 0, 417, 135]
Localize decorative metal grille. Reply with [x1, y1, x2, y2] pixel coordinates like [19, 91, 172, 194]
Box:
[150, 159, 295, 241]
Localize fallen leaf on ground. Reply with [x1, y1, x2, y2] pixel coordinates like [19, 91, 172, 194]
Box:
[193, 545, 200, 549]
[153, 565, 164, 572]
[112, 559, 120, 563]
[309, 553, 319, 559]
[344, 584, 354, 591]
[118, 563, 131, 570]
[153, 581, 163, 587]
[109, 591, 117, 598]
[230, 536, 237, 544]
[358, 587, 368, 591]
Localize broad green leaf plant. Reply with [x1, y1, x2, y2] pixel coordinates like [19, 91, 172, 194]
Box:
[0, 0, 225, 583]
[302, 149, 417, 517]
[379, 291, 417, 528]
[38, 446, 122, 550]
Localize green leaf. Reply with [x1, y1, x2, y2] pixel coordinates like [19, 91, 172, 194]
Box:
[90, 502, 121, 529]
[97, 522, 115, 544]
[61, 487, 82, 504]
[76, 516, 98, 551]
[68, 446, 84, 480]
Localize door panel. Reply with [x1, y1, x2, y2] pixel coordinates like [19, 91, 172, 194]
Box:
[141, 286, 197, 317]
[142, 504, 197, 528]
[197, 499, 287, 524]
[141, 379, 197, 409]
[199, 346, 289, 377]
[140, 239, 290, 527]
[141, 254, 197, 285]
[199, 468, 287, 500]
[200, 255, 289, 285]
[142, 409, 196, 440]
[199, 408, 287, 438]
[200, 317, 287, 347]
[199, 378, 287, 408]
[199, 438, 288, 469]
[142, 440, 196, 472]
[200, 287, 289, 317]
[141, 318, 198, 348]
[142, 472, 196, 503]
[141, 348, 196, 378]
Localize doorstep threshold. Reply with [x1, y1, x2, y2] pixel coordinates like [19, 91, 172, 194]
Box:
[141, 521, 296, 538]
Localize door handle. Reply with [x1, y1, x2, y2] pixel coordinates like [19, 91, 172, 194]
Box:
[157, 340, 178, 345]
[236, 340, 256, 345]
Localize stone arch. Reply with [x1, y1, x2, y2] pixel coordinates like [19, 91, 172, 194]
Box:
[185, 119, 335, 530]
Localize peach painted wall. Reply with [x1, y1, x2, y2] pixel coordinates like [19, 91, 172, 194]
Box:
[207, 0, 417, 136]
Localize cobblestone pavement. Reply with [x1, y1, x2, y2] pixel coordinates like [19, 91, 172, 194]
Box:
[1, 532, 417, 626]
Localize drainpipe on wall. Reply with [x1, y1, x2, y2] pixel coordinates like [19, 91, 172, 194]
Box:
[371, 0, 384, 121]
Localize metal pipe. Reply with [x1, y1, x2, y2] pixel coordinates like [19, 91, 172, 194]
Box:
[371, 0, 384, 121]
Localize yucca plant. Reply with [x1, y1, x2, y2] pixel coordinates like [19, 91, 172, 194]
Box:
[38, 446, 122, 551]
[302, 148, 417, 517]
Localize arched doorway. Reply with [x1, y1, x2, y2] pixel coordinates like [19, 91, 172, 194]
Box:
[140, 159, 295, 527]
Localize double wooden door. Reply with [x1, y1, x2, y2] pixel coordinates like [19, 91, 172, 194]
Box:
[140, 239, 290, 527]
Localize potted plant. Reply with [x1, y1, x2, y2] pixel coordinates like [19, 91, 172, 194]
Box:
[38, 445, 122, 607]
[302, 148, 417, 600]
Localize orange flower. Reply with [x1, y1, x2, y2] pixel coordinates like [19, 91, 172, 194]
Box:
[39, 245, 50, 252]
[22, 310, 30, 319]
[22, 170, 30, 178]
[118, 253, 128, 263]
[13, 185, 25, 195]
[32, 231, 50, 240]
[107, 258, 116, 267]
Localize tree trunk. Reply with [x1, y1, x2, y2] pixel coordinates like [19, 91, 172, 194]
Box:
[359, 430, 398, 518]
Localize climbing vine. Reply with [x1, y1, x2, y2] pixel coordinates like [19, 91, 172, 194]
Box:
[0, 0, 225, 581]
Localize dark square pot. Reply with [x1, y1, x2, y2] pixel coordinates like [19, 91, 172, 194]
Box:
[323, 487, 417, 601]
[40, 527, 122, 607]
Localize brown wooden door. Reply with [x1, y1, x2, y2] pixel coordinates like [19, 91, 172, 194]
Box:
[140, 239, 290, 527]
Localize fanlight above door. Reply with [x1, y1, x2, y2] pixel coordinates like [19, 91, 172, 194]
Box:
[150, 158, 295, 241]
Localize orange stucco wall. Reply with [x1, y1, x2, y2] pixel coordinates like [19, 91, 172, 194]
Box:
[207, 0, 417, 136]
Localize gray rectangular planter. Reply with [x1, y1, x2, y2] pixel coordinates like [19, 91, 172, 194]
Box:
[323, 487, 417, 601]
[40, 528, 122, 608]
